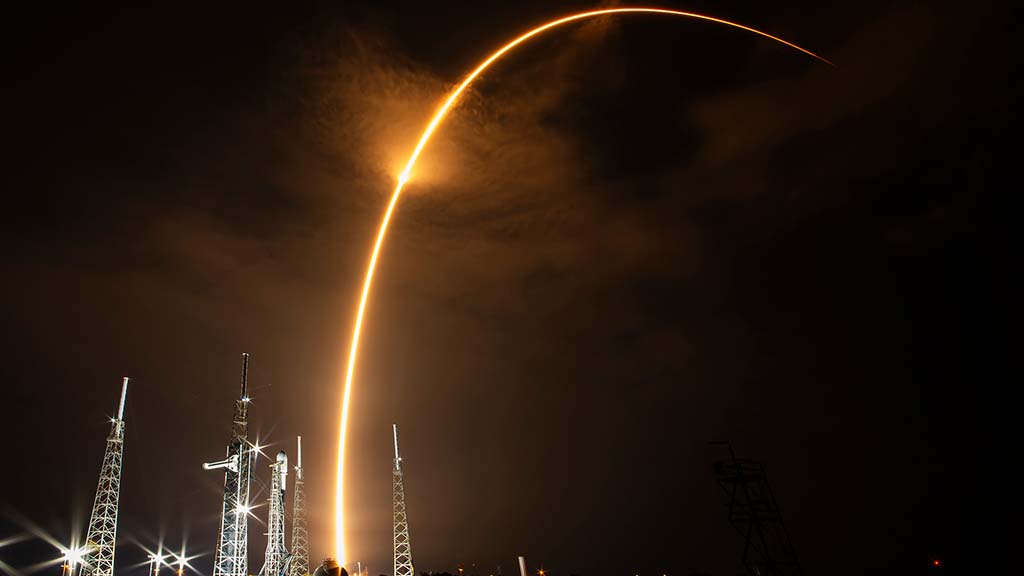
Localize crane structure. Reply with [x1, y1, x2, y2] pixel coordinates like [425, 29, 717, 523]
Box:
[80, 377, 130, 576]
[392, 424, 415, 576]
[289, 436, 309, 576]
[204, 354, 255, 576]
[260, 451, 290, 576]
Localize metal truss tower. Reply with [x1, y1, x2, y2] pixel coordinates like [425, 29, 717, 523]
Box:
[260, 451, 290, 576]
[80, 377, 130, 576]
[289, 437, 309, 576]
[392, 424, 415, 576]
[711, 442, 802, 576]
[204, 354, 255, 576]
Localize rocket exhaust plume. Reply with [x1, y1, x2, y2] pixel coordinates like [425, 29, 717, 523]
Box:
[335, 6, 832, 561]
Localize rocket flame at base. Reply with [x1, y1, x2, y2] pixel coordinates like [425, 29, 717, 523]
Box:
[335, 6, 831, 561]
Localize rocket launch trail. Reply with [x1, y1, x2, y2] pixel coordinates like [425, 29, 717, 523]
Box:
[335, 7, 832, 562]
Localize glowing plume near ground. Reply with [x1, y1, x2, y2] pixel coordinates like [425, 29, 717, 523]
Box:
[335, 7, 831, 562]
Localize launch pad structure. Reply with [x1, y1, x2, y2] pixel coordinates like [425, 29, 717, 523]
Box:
[60, 351, 329, 576]
[392, 424, 415, 576]
[260, 451, 290, 576]
[80, 378, 130, 576]
[290, 436, 309, 576]
[204, 354, 255, 576]
[201, 356, 312, 576]
[62, 353, 317, 576]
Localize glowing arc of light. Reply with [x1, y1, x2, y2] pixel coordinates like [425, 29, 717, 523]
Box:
[335, 6, 831, 562]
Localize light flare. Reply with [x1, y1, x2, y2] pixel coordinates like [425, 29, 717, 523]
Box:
[335, 6, 831, 561]
[60, 546, 91, 568]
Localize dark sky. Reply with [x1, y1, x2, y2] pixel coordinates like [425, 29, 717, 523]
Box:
[0, 1, 1013, 576]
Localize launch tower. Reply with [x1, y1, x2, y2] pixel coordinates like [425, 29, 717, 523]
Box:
[392, 424, 414, 576]
[289, 437, 309, 576]
[260, 451, 290, 576]
[204, 354, 255, 576]
[80, 377, 130, 576]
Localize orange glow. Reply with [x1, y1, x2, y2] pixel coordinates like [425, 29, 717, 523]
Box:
[335, 6, 830, 561]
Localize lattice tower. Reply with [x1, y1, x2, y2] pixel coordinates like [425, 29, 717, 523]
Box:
[289, 436, 309, 576]
[392, 424, 414, 576]
[80, 378, 130, 576]
[260, 451, 289, 576]
[204, 354, 254, 576]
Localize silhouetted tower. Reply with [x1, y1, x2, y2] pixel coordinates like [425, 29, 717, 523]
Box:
[392, 424, 414, 576]
[711, 442, 802, 576]
[80, 377, 130, 576]
[203, 354, 255, 576]
[289, 437, 309, 576]
[260, 451, 290, 576]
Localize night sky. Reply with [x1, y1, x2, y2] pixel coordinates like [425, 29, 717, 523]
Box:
[0, 1, 1013, 576]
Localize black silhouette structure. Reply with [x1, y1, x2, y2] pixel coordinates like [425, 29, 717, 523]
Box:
[711, 442, 802, 576]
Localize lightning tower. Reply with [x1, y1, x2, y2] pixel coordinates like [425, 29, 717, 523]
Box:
[204, 354, 255, 576]
[80, 377, 130, 576]
[392, 424, 414, 576]
[260, 451, 290, 576]
[289, 437, 309, 576]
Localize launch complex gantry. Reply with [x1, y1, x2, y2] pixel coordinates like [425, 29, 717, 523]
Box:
[72, 354, 311, 576]
[260, 451, 290, 576]
[80, 378, 130, 576]
[203, 354, 255, 576]
[203, 354, 311, 576]
[290, 436, 309, 576]
[392, 424, 415, 576]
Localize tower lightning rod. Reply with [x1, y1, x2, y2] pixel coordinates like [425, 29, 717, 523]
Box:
[117, 377, 129, 421]
[297, 436, 302, 469]
[393, 424, 399, 462]
[240, 353, 249, 399]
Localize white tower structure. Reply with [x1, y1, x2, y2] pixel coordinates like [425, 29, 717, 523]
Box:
[203, 354, 254, 576]
[260, 451, 289, 576]
[80, 377, 130, 576]
[392, 424, 414, 576]
[289, 437, 309, 576]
